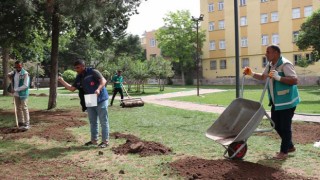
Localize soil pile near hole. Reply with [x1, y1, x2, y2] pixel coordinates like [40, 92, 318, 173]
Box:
[170, 156, 308, 180]
[259, 122, 320, 144]
[0, 109, 87, 142]
[111, 132, 172, 157]
[0, 160, 106, 179]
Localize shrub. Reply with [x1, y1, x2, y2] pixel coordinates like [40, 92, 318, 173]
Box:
[62, 70, 77, 84]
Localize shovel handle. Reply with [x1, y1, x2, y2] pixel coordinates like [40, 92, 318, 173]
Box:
[121, 84, 131, 99]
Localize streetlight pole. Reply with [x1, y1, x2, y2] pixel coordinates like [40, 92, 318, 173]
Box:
[192, 14, 204, 96]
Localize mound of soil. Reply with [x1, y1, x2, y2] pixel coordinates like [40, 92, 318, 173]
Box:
[0, 109, 87, 142]
[170, 156, 308, 180]
[111, 132, 172, 157]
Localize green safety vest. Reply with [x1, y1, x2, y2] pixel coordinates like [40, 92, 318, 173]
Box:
[268, 57, 300, 110]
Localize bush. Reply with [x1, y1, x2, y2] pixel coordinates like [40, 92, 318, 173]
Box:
[62, 70, 77, 84]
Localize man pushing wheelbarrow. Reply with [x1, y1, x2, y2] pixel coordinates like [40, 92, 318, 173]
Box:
[206, 45, 300, 160]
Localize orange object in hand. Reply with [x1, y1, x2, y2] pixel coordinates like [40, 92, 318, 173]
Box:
[243, 67, 253, 76]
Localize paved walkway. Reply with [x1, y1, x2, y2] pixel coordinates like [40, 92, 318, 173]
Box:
[142, 89, 320, 123]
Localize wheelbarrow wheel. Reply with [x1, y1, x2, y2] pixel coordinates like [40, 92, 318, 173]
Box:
[227, 141, 247, 160]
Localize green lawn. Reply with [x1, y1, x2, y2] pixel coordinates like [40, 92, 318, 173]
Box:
[0, 95, 319, 179]
[0, 85, 319, 178]
[170, 85, 320, 114]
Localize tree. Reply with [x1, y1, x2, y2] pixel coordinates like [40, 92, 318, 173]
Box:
[147, 57, 174, 91]
[156, 10, 205, 85]
[296, 9, 320, 62]
[0, 0, 44, 95]
[40, 0, 145, 109]
[114, 34, 146, 61]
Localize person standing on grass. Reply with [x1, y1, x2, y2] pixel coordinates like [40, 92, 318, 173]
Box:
[243, 44, 300, 160]
[58, 59, 109, 148]
[7, 61, 30, 130]
[109, 70, 124, 106]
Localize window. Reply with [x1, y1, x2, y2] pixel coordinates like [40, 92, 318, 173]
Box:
[218, 1, 224, 10]
[210, 60, 217, 70]
[304, 6, 313, 17]
[220, 59, 227, 69]
[208, 3, 214, 12]
[292, 31, 299, 42]
[261, 35, 269, 45]
[262, 57, 268, 67]
[150, 38, 156, 47]
[240, 16, 247, 26]
[218, 20, 225, 29]
[209, 22, 215, 31]
[219, 40, 226, 49]
[271, 12, 278, 22]
[240, 0, 246, 6]
[292, 8, 300, 19]
[241, 37, 248, 47]
[241, 58, 249, 68]
[261, 0, 268, 2]
[260, 13, 268, 24]
[293, 54, 302, 65]
[272, 34, 279, 45]
[305, 53, 313, 62]
[209, 41, 216, 50]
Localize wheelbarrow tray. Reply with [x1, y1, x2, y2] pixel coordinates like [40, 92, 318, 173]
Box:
[206, 97, 266, 146]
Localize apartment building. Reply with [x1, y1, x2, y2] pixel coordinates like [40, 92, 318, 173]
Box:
[200, 0, 320, 85]
[140, 30, 161, 60]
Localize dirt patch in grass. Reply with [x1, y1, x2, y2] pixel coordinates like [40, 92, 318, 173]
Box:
[111, 132, 172, 157]
[0, 109, 87, 142]
[0, 108, 319, 179]
[169, 156, 309, 180]
[0, 159, 106, 179]
[259, 122, 320, 144]
[29, 93, 48, 97]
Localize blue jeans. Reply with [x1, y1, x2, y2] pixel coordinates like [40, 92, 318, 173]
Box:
[86, 99, 109, 142]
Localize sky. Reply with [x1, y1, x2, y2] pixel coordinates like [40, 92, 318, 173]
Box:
[126, 0, 200, 36]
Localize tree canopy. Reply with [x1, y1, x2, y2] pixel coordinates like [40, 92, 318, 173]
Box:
[296, 9, 320, 61]
[156, 10, 205, 85]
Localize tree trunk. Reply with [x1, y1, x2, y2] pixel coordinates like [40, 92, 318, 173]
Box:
[181, 70, 185, 85]
[2, 48, 10, 96]
[47, 8, 59, 110]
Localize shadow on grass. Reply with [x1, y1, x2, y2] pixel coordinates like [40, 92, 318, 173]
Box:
[24, 145, 95, 160]
[0, 141, 96, 163]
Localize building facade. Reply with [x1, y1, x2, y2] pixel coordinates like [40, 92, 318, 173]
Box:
[200, 0, 320, 85]
[140, 30, 161, 60]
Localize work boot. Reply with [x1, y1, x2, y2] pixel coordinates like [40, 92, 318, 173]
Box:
[288, 146, 296, 153]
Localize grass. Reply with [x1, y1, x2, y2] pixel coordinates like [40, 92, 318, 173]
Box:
[0, 86, 320, 179]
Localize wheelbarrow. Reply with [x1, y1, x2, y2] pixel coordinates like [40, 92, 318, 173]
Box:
[205, 76, 274, 159]
[120, 85, 144, 108]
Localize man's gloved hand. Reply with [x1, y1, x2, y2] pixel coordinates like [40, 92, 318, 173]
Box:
[14, 88, 19, 92]
[269, 70, 281, 81]
[243, 67, 254, 77]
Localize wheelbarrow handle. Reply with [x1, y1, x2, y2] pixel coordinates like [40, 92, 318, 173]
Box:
[241, 76, 270, 104]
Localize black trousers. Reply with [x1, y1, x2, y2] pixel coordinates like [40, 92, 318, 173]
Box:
[110, 87, 124, 105]
[271, 105, 296, 153]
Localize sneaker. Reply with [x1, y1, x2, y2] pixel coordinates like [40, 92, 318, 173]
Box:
[20, 125, 30, 131]
[98, 142, 109, 148]
[288, 147, 296, 153]
[273, 152, 288, 160]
